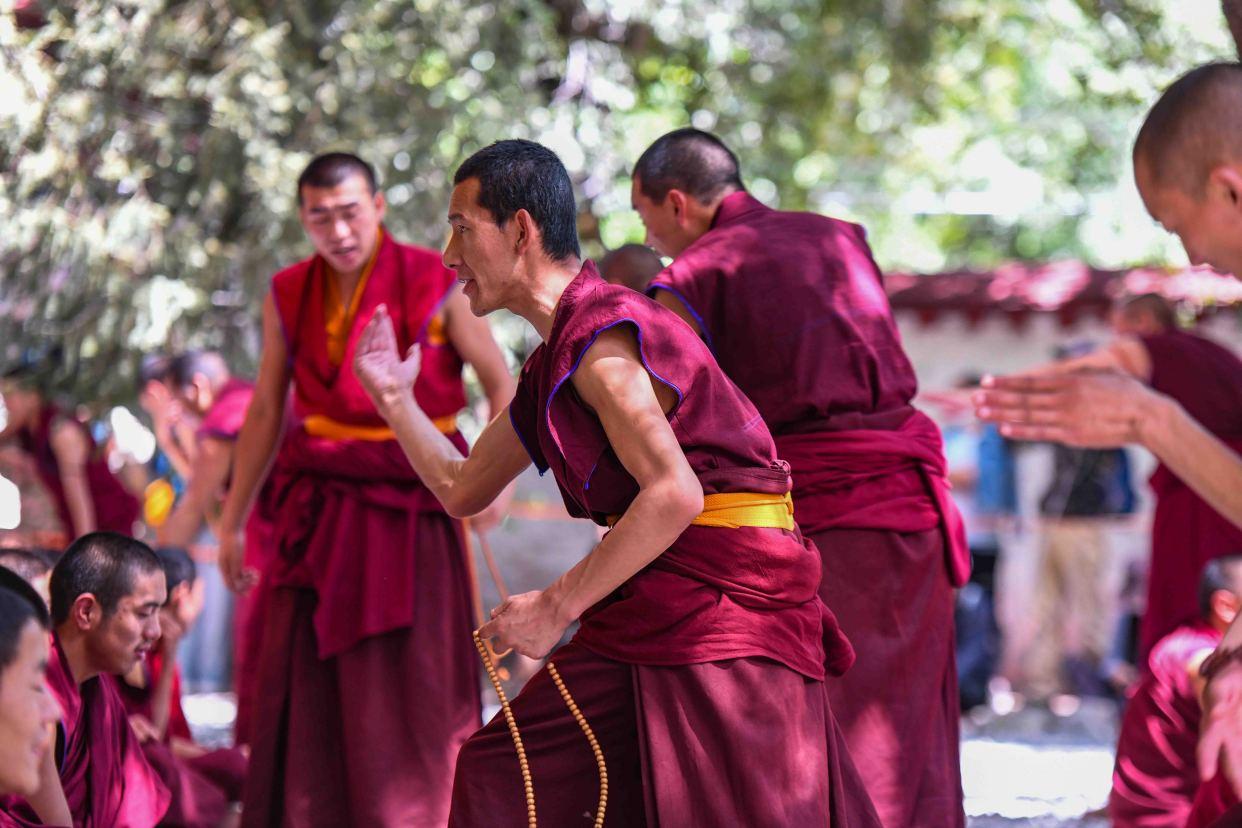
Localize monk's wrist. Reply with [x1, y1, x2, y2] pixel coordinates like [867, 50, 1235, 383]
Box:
[539, 583, 580, 628]
[377, 386, 417, 421]
[1134, 390, 1181, 455]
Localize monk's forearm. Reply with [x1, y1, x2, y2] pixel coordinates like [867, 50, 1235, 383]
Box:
[60, 471, 96, 536]
[27, 747, 71, 826]
[543, 477, 702, 622]
[1139, 393, 1242, 531]
[150, 660, 176, 737]
[378, 390, 482, 517]
[219, 400, 283, 533]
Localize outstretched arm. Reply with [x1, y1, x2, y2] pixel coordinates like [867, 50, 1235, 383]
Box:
[156, 437, 232, 548]
[477, 325, 703, 658]
[355, 305, 529, 518]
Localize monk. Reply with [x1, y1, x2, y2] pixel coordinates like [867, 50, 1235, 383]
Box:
[117, 546, 246, 828]
[0, 366, 140, 538]
[354, 138, 879, 827]
[154, 350, 278, 743]
[598, 243, 663, 292]
[0, 550, 55, 608]
[629, 127, 965, 827]
[0, 568, 59, 803]
[0, 531, 170, 827]
[1110, 555, 1242, 826]
[970, 56, 1242, 806]
[216, 151, 515, 827]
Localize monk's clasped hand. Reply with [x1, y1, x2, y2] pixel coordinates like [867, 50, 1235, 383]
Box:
[972, 369, 1152, 447]
[477, 590, 567, 660]
[353, 304, 423, 408]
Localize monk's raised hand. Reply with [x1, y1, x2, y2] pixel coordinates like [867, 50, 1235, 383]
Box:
[1199, 660, 1242, 797]
[972, 370, 1153, 447]
[477, 590, 567, 659]
[354, 304, 422, 408]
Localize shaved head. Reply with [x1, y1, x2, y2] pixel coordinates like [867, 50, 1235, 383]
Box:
[633, 128, 744, 203]
[599, 244, 664, 293]
[1134, 63, 1242, 196]
[1113, 293, 1176, 336]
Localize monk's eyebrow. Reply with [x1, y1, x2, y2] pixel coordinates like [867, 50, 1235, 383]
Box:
[447, 212, 466, 223]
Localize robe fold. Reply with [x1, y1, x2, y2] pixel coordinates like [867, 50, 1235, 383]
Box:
[649, 189, 964, 827]
[116, 648, 247, 828]
[0, 635, 170, 827]
[240, 231, 479, 827]
[18, 405, 140, 538]
[1110, 621, 1220, 827]
[1137, 330, 1242, 667]
[454, 262, 879, 826]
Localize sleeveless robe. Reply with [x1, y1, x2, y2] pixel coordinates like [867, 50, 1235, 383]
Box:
[1110, 621, 1221, 826]
[0, 634, 170, 827]
[449, 263, 878, 827]
[649, 190, 966, 828]
[1137, 329, 1242, 667]
[17, 405, 140, 538]
[240, 231, 479, 827]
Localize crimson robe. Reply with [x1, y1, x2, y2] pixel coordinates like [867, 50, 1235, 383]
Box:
[0, 634, 169, 827]
[194, 377, 277, 744]
[649, 190, 966, 827]
[1137, 330, 1242, 667]
[115, 648, 247, 827]
[452, 263, 878, 826]
[17, 405, 140, 538]
[1110, 621, 1221, 826]
[241, 231, 479, 827]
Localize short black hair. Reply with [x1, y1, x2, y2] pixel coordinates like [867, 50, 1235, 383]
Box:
[0, 566, 50, 671]
[1199, 554, 1242, 619]
[633, 128, 744, 203]
[138, 353, 173, 388]
[49, 532, 163, 626]
[165, 351, 229, 389]
[1134, 62, 1242, 195]
[452, 140, 581, 261]
[0, 549, 55, 584]
[152, 547, 196, 595]
[297, 152, 378, 205]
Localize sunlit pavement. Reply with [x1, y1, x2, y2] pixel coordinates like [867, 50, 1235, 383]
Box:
[187, 692, 1118, 825]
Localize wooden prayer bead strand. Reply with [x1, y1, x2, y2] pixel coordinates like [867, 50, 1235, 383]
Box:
[473, 631, 537, 828]
[547, 661, 608, 828]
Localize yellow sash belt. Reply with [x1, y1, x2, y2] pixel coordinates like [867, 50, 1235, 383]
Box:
[608, 491, 794, 530]
[302, 413, 458, 441]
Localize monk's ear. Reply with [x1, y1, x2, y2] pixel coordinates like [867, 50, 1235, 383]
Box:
[511, 208, 536, 256]
[372, 188, 387, 221]
[1207, 165, 1242, 215]
[667, 190, 688, 222]
[71, 594, 102, 631]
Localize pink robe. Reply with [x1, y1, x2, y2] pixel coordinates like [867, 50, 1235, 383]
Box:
[241, 232, 479, 827]
[0, 634, 170, 827]
[650, 190, 965, 827]
[452, 263, 878, 826]
[1137, 330, 1242, 667]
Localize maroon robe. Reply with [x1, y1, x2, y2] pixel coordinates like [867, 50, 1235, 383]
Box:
[242, 232, 479, 827]
[17, 405, 140, 538]
[1186, 773, 1242, 828]
[1110, 621, 1221, 826]
[0, 634, 170, 827]
[1137, 330, 1242, 667]
[451, 263, 878, 826]
[194, 377, 277, 744]
[649, 190, 965, 827]
[115, 648, 247, 828]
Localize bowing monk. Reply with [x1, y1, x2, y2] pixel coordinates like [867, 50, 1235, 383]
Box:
[117, 546, 246, 828]
[154, 350, 279, 743]
[1110, 555, 1242, 826]
[0, 365, 140, 538]
[216, 152, 515, 827]
[354, 139, 879, 827]
[0, 568, 59, 803]
[630, 127, 965, 827]
[0, 531, 170, 827]
[971, 56, 1242, 806]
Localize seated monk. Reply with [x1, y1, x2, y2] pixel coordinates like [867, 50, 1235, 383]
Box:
[355, 140, 880, 826]
[0, 550, 55, 609]
[0, 568, 59, 804]
[0, 532, 170, 827]
[1111, 555, 1242, 826]
[117, 546, 246, 828]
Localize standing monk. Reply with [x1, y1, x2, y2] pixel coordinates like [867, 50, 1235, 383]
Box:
[154, 350, 280, 744]
[216, 152, 515, 827]
[971, 56, 1242, 808]
[355, 139, 879, 827]
[0, 531, 171, 828]
[630, 127, 966, 827]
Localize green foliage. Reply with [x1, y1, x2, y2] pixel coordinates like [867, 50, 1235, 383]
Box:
[0, 0, 1232, 404]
